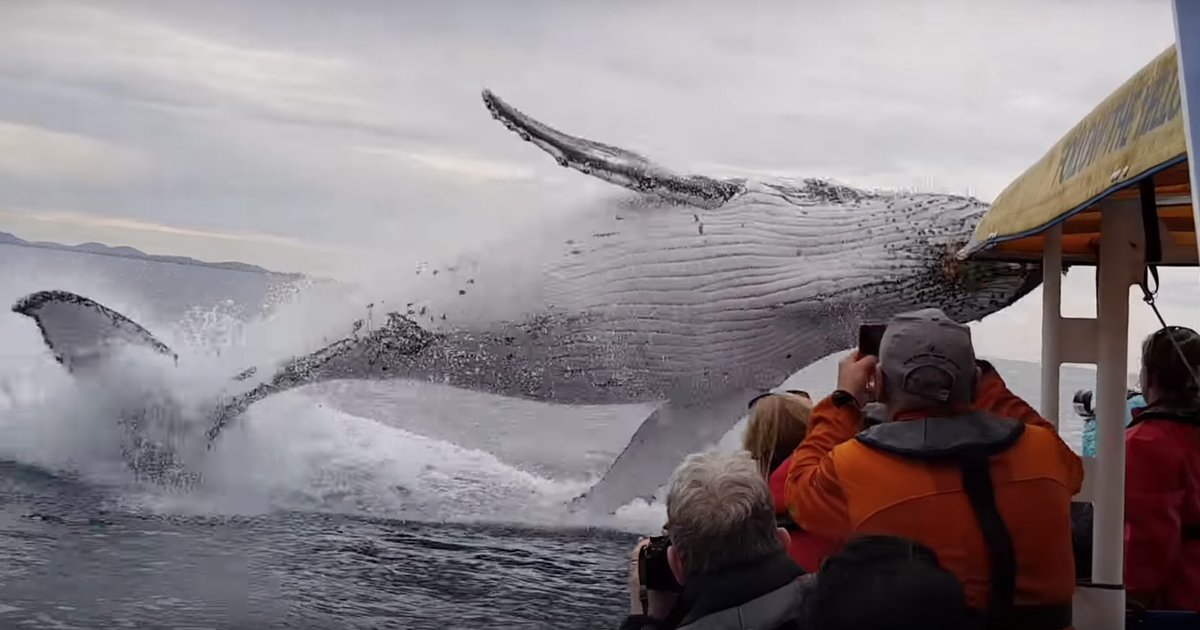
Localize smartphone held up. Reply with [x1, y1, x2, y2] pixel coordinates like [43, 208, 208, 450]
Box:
[858, 323, 887, 357]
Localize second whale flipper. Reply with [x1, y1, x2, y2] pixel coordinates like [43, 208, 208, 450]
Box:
[12, 291, 443, 443]
[482, 89, 744, 209]
[12, 290, 177, 373]
[574, 387, 765, 515]
[14, 290, 262, 388]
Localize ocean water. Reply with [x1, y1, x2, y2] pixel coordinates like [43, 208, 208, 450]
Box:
[0, 243, 1094, 629]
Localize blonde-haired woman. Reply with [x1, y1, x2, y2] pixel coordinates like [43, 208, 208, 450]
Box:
[743, 390, 840, 571]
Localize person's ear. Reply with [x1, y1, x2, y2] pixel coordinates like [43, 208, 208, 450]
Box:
[776, 527, 791, 551]
[667, 544, 687, 586]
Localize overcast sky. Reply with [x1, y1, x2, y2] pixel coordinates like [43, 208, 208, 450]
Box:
[0, 0, 1196, 367]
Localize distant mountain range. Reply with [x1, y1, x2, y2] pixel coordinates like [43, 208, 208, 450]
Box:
[0, 230, 304, 278]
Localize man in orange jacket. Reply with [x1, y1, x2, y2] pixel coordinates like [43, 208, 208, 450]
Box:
[785, 308, 1083, 630]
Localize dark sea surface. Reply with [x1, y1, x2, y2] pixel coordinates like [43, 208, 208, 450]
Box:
[0, 244, 1092, 629]
[0, 460, 636, 629]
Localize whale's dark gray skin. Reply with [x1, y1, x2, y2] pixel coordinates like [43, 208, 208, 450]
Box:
[12, 91, 1041, 514]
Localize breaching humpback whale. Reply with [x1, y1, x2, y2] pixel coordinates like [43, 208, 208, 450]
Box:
[12, 90, 1041, 513]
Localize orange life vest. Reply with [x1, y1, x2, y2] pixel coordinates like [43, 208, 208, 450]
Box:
[837, 413, 1076, 629]
[786, 367, 1083, 630]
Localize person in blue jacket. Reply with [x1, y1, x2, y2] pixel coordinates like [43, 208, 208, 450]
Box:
[1074, 388, 1147, 457]
[1070, 388, 1145, 582]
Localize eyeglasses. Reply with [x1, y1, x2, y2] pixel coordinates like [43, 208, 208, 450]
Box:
[747, 389, 811, 409]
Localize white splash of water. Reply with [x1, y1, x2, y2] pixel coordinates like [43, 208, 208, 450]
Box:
[0, 256, 666, 534]
[141, 391, 666, 531]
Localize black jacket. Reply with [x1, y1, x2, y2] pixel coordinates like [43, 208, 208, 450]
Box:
[619, 553, 812, 630]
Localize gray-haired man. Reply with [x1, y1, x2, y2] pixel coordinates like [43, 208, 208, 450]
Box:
[622, 451, 812, 630]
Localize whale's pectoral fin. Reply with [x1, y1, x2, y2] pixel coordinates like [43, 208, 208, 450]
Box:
[482, 89, 744, 209]
[12, 290, 177, 373]
[205, 311, 440, 443]
[573, 388, 762, 515]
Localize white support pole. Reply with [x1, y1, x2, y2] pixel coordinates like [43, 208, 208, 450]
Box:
[1173, 0, 1200, 264]
[1041, 224, 1063, 430]
[1089, 202, 1140, 630]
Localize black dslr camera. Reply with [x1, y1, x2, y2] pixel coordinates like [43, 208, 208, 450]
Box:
[638, 535, 682, 593]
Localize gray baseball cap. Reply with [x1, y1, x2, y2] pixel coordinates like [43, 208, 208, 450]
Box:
[879, 308, 976, 404]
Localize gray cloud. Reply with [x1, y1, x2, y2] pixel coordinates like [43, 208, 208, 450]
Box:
[0, 1, 1178, 239]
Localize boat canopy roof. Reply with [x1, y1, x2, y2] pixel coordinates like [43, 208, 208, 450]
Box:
[961, 45, 1197, 266]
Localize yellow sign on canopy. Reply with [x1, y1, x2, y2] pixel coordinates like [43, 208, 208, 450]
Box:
[964, 46, 1188, 260]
